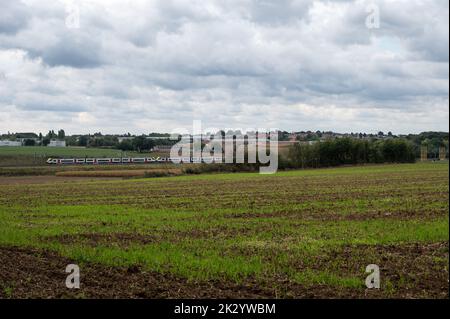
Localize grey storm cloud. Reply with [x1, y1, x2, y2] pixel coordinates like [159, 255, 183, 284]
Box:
[0, 0, 448, 134]
[31, 34, 104, 68]
[0, 1, 30, 34]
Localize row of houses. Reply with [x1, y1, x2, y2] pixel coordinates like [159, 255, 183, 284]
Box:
[0, 139, 66, 147]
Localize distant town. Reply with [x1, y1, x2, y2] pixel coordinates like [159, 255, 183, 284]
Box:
[0, 130, 448, 159]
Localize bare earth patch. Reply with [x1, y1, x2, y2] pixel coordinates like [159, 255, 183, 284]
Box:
[0, 176, 121, 185]
[0, 246, 269, 299]
[1, 244, 447, 299]
[55, 169, 182, 178]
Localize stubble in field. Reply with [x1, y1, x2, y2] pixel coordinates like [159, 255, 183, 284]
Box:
[0, 163, 448, 298]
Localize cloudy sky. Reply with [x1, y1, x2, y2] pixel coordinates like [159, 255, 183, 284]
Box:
[0, 0, 448, 135]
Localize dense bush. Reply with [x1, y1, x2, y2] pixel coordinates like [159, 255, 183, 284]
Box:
[181, 138, 417, 174]
[286, 138, 416, 169]
[23, 139, 36, 146]
[183, 163, 259, 175]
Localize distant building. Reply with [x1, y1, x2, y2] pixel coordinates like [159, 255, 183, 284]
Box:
[288, 133, 298, 142]
[0, 140, 22, 147]
[117, 136, 134, 143]
[148, 136, 172, 140]
[439, 147, 447, 161]
[299, 141, 318, 146]
[48, 140, 66, 147]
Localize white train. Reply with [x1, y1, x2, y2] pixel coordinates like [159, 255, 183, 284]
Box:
[46, 156, 223, 165]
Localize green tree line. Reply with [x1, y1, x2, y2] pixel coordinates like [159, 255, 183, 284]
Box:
[282, 138, 417, 169]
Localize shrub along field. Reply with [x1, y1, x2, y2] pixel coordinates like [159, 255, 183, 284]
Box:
[0, 162, 448, 298]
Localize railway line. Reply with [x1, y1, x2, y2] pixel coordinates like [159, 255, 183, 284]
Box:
[46, 156, 223, 165]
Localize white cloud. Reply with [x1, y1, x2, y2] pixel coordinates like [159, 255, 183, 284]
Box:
[0, 0, 448, 135]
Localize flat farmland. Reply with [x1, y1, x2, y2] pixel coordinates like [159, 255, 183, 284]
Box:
[0, 162, 448, 298]
[0, 146, 122, 167]
[0, 146, 166, 167]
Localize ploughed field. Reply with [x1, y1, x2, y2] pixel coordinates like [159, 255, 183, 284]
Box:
[0, 162, 448, 298]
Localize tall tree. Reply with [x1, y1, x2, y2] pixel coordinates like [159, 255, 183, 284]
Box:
[58, 129, 65, 139]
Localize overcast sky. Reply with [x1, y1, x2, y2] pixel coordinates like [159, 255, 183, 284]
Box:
[0, 0, 448, 135]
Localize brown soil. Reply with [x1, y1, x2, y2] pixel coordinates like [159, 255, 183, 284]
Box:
[222, 208, 448, 221]
[0, 176, 121, 185]
[283, 242, 449, 299]
[41, 227, 270, 248]
[1, 245, 447, 299]
[55, 169, 182, 178]
[0, 246, 344, 299]
[42, 233, 162, 247]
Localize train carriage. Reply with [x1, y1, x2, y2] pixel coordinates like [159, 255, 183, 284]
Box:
[96, 158, 112, 165]
[59, 159, 75, 165]
[46, 156, 224, 165]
